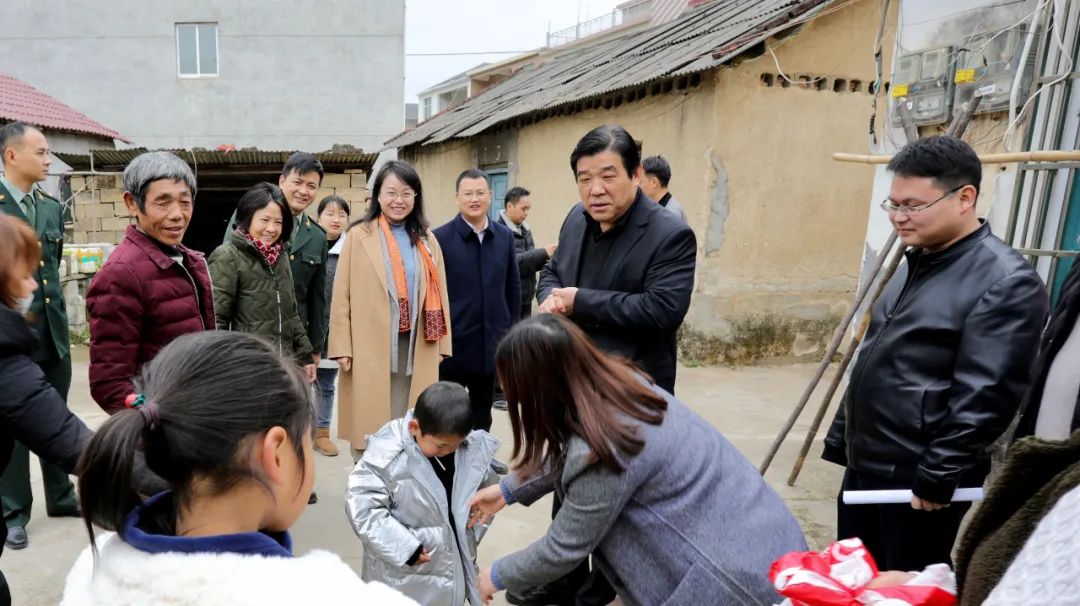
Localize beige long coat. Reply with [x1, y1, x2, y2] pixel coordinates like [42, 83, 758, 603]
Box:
[328, 221, 451, 450]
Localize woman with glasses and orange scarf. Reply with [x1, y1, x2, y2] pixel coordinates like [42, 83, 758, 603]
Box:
[328, 161, 451, 460]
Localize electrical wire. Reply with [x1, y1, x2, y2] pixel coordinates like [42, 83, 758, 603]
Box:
[900, 0, 1029, 28]
[765, 0, 882, 86]
[1003, 0, 1073, 150]
[869, 0, 892, 149]
[407, 51, 533, 57]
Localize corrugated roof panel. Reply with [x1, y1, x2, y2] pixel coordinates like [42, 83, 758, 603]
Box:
[388, 0, 833, 149]
[55, 148, 377, 172]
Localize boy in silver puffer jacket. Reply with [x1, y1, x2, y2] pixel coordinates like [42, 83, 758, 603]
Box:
[347, 382, 499, 606]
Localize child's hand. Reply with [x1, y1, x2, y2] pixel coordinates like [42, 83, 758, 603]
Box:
[467, 484, 507, 529]
[416, 548, 431, 565]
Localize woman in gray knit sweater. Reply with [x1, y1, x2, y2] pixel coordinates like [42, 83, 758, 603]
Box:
[467, 314, 807, 606]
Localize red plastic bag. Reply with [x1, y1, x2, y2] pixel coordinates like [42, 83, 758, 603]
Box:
[769, 538, 956, 606]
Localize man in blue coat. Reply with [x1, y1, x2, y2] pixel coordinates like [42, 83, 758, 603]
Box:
[433, 169, 520, 475]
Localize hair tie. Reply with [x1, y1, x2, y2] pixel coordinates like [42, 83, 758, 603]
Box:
[124, 393, 161, 430]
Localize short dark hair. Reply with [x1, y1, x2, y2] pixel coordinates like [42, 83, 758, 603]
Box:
[505, 186, 530, 206]
[235, 182, 294, 244]
[887, 136, 982, 196]
[281, 152, 324, 184]
[76, 331, 313, 552]
[456, 168, 490, 192]
[0, 122, 40, 164]
[414, 382, 473, 437]
[317, 194, 350, 217]
[361, 160, 429, 242]
[570, 125, 640, 177]
[642, 156, 671, 187]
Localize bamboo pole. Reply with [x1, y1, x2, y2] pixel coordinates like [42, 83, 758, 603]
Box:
[785, 241, 907, 486]
[759, 231, 898, 474]
[834, 150, 1080, 165]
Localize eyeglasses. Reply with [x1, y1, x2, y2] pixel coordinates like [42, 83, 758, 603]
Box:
[458, 190, 489, 200]
[880, 186, 964, 215]
[381, 191, 416, 202]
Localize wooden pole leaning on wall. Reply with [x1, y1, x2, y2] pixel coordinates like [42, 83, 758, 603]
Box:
[785, 240, 907, 486]
[758, 230, 898, 475]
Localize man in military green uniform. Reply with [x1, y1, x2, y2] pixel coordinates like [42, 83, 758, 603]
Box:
[0, 122, 80, 550]
[224, 152, 328, 356]
[225, 154, 328, 504]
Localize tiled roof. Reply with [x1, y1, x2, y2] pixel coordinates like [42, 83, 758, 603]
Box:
[0, 72, 129, 142]
[387, 0, 832, 149]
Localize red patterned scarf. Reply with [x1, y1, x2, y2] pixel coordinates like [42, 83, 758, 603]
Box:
[378, 215, 447, 342]
[241, 229, 283, 267]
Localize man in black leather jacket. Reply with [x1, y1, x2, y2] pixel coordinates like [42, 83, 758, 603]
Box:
[823, 136, 1048, 571]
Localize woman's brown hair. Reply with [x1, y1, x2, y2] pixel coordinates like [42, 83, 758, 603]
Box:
[0, 214, 41, 308]
[495, 314, 667, 478]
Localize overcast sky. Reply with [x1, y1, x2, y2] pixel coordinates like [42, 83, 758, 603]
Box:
[404, 0, 621, 104]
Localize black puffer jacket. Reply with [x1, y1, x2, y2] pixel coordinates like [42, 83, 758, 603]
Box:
[824, 223, 1049, 502]
[0, 305, 91, 554]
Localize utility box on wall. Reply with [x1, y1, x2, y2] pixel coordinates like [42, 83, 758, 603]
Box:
[953, 29, 1036, 115]
[890, 45, 955, 126]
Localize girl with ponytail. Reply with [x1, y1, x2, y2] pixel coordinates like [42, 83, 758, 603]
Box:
[60, 330, 415, 605]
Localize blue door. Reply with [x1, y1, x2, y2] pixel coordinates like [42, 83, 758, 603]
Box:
[1051, 177, 1080, 305]
[486, 170, 508, 222]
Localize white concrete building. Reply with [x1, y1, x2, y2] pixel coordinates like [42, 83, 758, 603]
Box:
[0, 1, 405, 152]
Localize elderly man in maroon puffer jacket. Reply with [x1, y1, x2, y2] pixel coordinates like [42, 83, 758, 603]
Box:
[86, 152, 213, 413]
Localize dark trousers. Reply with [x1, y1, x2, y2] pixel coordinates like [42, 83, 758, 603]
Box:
[493, 306, 533, 405]
[0, 354, 78, 528]
[837, 468, 971, 571]
[439, 367, 495, 432]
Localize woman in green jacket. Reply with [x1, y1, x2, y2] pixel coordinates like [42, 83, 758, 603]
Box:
[209, 183, 316, 383]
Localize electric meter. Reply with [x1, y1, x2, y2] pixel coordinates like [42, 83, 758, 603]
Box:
[890, 46, 955, 126]
[953, 30, 1035, 115]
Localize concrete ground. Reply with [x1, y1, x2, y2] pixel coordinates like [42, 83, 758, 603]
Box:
[4, 346, 843, 604]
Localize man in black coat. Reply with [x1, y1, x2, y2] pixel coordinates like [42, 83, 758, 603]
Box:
[536, 125, 696, 395]
[1012, 257, 1080, 441]
[822, 136, 1048, 572]
[433, 169, 520, 474]
[495, 186, 555, 319]
[516, 125, 696, 606]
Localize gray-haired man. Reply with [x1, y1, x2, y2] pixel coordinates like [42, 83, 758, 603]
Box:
[86, 151, 215, 413]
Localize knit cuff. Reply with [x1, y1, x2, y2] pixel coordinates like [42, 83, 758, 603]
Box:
[491, 560, 506, 591]
[499, 479, 517, 505]
[911, 471, 956, 505]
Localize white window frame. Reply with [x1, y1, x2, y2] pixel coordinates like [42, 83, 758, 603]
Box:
[422, 96, 433, 120]
[176, 22, 219, 78]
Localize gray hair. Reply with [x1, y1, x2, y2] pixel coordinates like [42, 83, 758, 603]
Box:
[122, 151, 197, 211]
